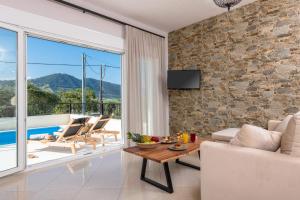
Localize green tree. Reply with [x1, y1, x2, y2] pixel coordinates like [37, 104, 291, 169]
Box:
[0, 87, 16, 117]
[27, 83, 60, 116]
[54, 88, 98, 114]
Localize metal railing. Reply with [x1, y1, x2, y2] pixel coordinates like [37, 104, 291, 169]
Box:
[27, 102, 121, 118]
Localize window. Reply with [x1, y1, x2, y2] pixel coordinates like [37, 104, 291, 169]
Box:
[26, 36, 122, 165]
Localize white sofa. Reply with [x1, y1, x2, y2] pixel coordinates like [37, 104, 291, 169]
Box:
[201, 120, 300, 200]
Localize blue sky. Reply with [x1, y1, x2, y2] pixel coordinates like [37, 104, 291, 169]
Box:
[0, 28, 121, 85]
[0, 28, 17, 80]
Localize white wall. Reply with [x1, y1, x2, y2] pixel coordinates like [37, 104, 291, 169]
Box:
[0, 118, 16, 132]
[0, 0, 124, 51]
[0, 114, 70, 131]
[27, 114, 70, 129]
[0, 114, 123, 132]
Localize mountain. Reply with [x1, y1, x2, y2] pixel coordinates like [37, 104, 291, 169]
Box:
[0, 73, 121, 99]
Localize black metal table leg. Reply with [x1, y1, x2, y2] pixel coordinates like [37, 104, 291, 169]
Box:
[163, 162, 173, 193]
[175, 150, 201, 170]
[140, 158, 174, 193]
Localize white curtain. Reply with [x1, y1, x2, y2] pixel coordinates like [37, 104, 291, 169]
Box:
[122, 26, 168, 139]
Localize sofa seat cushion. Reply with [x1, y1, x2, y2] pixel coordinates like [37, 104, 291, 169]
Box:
[212, 128, 240, 142]
[230, 124, 283, 152]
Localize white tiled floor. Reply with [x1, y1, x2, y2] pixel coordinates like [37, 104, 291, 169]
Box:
[0, 150, 201, 200]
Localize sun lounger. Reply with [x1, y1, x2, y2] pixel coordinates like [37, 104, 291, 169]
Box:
[48, 123, 95, 154]
[88, 115, 120, 146]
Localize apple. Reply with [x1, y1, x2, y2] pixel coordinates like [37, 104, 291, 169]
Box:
[151, 136, 159, 142]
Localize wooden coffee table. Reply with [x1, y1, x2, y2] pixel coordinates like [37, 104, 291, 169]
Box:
[123, 137, 209, 193]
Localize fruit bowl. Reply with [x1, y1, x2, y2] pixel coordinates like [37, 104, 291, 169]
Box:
[136, 142, 160, 149]
[127, 132, 160, 149]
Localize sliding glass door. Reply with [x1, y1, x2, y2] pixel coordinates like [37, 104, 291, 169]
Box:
[0, 24, 26, 177]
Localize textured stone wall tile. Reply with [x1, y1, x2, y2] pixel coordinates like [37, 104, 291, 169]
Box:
[168, 0, 300, 134]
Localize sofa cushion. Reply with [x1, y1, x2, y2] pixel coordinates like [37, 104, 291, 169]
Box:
[212, 128, 240, 142]
[230, 124, 282, 152]
[274, 115, 293, 133]
[281, 112, 300, 156]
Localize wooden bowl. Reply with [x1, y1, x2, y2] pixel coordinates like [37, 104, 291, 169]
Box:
[136, 142, 160, 149]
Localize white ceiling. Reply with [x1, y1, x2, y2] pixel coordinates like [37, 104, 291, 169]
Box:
[82, 0, 256, 33]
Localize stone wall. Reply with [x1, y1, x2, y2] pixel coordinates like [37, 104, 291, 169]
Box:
[168, 0, 300, 134]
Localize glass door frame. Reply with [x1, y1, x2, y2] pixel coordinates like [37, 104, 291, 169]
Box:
[0, 22, 26, 178]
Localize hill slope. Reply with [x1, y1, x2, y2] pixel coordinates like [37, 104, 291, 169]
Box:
[0, 73, 121, 99]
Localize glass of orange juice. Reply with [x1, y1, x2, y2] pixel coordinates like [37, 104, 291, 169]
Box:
[182, 131, 189, 144]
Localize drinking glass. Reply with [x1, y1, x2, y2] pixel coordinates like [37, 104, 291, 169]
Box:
[190, 133, 196, 143]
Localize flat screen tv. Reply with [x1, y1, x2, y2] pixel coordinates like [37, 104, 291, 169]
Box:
[168, 70, 201, 89]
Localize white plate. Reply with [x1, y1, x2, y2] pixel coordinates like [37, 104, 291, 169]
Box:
[168, 144, 187, 151]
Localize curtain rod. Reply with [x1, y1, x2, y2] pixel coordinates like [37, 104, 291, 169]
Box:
[50, 0, 165, 38]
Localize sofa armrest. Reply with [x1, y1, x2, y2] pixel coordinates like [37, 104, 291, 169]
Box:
[200, 141, 300, 200]
[268, 120, 281, 131]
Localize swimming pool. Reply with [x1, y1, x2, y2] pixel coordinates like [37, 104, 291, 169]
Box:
[0, 126, 61, 145]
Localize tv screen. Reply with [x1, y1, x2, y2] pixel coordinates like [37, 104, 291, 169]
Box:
[168, 70, 201, 89]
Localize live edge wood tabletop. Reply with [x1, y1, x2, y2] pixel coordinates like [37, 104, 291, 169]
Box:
[123, 136, 211, 193]
[123, 136, 211, 163]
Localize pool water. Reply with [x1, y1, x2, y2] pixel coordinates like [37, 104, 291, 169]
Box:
[0, 126, 61, 145]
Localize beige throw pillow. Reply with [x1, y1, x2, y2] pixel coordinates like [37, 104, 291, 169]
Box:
[230, 124, 283, 152]
[274, 115, 293, 133]
[281, 112, 300, 156]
